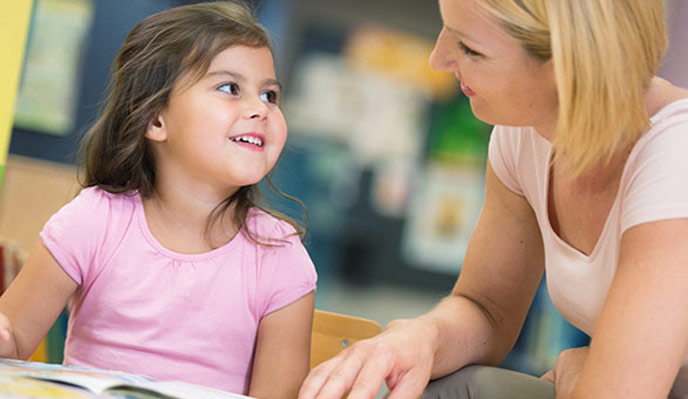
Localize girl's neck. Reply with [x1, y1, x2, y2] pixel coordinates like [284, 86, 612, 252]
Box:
[142, 182, 240, 254]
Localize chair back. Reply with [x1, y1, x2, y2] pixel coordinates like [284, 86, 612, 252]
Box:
[311, 309, 382, 368]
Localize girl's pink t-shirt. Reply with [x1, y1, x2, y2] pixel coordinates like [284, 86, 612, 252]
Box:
[40, 187, 317, 394]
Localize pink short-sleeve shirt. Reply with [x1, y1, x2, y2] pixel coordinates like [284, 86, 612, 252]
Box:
[41, 187, 317, 394]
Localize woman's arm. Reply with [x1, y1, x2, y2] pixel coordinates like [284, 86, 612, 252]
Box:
[0, 240, 78, 359]
[573, 218, 688, 399]
[429, 162, 546, 376]
[250, 292, 315, 399]
[299, 162, 546, 399]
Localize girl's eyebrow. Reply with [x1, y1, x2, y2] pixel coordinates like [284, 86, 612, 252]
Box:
[205, 70, 282, 89]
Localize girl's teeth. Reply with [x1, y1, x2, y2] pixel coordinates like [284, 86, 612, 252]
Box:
[231, 136, 263, 146]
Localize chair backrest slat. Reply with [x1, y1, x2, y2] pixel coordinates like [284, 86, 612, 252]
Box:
[310, 309, 382, 368]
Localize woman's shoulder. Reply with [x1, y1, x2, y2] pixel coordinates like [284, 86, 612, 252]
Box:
[627, 79, 688, 155]
[646, 78, 688, 119]
[490, 124, 545, 151]
[625, 87, 688, 175]
[643, 95, 688, 146]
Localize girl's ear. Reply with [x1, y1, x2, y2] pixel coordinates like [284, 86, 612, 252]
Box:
[145, 113, 168, 142]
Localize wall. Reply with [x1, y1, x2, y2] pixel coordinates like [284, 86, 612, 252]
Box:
[0, 156, 79, 254]
[661, 0, 688, 86]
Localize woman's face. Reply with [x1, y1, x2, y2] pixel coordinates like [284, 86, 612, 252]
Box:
[431, 0, 559, 137]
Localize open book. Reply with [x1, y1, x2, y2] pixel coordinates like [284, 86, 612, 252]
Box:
[0, 359, 252, 399]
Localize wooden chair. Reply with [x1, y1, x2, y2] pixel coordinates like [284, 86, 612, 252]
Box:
[310, 309, 383, 368]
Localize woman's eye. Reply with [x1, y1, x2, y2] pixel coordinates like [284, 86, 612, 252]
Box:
[458, 42, 482, 57]
[218, 82, 240, 95]
[260, 90, 279, 104]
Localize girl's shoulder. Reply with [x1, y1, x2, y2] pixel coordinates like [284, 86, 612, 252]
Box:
[41, 187, 140, 284]
[69, 186, 139, 215]
[48, 186, 139, 233]
[246, 207, 300, 243]
[76, 185, 136, 202]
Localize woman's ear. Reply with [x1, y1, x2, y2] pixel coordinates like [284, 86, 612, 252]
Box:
[145, 113, 168, 142]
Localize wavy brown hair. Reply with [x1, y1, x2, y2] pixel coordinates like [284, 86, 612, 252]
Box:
[79, 1, 306, 246]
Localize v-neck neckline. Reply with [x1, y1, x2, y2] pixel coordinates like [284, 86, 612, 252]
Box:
[540, 97, 688, 261]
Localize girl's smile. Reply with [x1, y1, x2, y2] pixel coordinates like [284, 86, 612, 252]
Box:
[229, 132, 266, 150]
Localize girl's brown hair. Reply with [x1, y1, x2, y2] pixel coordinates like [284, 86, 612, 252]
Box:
[79, 1, 306, 245]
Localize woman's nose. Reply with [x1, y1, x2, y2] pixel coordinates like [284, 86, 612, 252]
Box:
[429, 28, 456, 73]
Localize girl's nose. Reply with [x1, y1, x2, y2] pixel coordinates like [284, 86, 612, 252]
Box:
[243, 95, 268, 120]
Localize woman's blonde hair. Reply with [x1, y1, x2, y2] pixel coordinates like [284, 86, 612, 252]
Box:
[476, 0, 667, 174]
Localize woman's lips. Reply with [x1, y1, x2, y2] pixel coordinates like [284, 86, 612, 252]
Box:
[460, 81, 475, 97]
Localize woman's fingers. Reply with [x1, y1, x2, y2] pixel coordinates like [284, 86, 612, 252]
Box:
[386, 368, 431, 399]
[300, 339, 403, 399]
[300, 319, 436, 399]
[298, 358, 346, 399]
[346, 346, 395, 399]
[300, 346, 369, 399]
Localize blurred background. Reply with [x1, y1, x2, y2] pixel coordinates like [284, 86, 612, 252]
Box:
[1, 0, 687, 384]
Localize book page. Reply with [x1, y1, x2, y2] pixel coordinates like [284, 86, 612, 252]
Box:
[0, 359, 152, 394]
[109, 380, 253, 399]
[0, 360, 255, 399]
[0, 374, 106, 399]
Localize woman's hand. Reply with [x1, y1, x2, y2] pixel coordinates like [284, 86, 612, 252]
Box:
[541, 346, 589, 399]
[298, 317, 437, 399]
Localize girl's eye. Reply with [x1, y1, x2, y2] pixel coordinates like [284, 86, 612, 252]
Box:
[218, 82, 240, 96]
[260, 90, 279, 104]
[458, 41, 482, 57]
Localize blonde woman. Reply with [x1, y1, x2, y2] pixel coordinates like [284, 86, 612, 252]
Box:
[298, 0, 688, 398]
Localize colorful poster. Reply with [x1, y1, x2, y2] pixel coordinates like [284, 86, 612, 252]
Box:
[343, 24, 458, 101]
[402, 162, 485, 273]
[12, 0, 94, 136]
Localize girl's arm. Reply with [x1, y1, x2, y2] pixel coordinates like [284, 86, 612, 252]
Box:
[250, 292, 315, 399]
[299, 162, 546, 399]
[0, 240, 78, 359]
[572, 218, 688, 398]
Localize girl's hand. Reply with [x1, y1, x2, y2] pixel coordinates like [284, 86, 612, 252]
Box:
[0, 312, 18, 358]
[540, 346, 589, 399]
[299, 317, 436, 399]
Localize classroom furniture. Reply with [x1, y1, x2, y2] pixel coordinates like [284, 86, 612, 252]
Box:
[310, 309, 382, 369]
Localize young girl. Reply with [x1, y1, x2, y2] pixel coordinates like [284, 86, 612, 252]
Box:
[0, 2, 317, 398]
